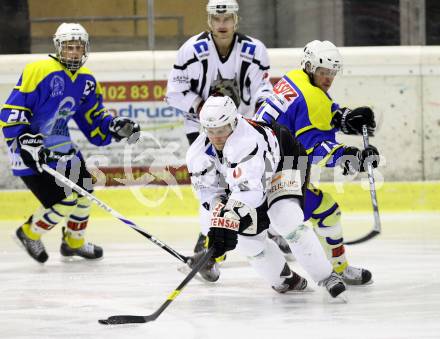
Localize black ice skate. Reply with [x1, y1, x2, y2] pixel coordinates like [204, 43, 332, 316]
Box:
[188, 249, 220, 282]
[319, 271, 347, 298]
[340, 265, 373, 285]
[15, 223, 48, 264]
[272, 263, 308, 293]
[60, 227, 103, 260]
[193, 232, 207, 254]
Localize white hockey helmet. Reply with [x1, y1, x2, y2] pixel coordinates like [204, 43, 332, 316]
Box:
[200, 95, 238, 130]
[206, 0, 239, 30]
[301, 40, 343, 75]
[53, 23, 89, 71]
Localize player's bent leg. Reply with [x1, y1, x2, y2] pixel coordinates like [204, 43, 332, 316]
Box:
[268, 198, 346, 298]
[60, 195, 103, 260]
[309, 190, 372, 285]
[237, 231, 307, 293]
[15, 192, 79, 263]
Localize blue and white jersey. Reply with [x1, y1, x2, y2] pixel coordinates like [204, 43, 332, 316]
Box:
[0, 56, 113, 176]
[166, 32, 272, 134]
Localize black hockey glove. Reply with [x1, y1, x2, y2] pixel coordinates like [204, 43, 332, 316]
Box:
[340, 145, 380, 175]
[208, 199, 255, 258]
[109, 117, 140, 143]
[18, 133, 49, 173]
[331, 106, 376, 136]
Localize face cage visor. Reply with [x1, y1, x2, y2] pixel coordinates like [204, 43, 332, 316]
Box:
[56, 40, 89, 71]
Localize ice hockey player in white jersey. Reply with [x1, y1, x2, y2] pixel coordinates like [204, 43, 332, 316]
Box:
[166, 0, 273, 255]
[186, 95, 347, 299]
[166, 0, 272, 144]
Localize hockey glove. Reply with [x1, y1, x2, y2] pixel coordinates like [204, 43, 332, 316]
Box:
[208, 199, 256, 258]
[340, 145, 380, 175]
[18, 133, 48, 173]
[331, 106, 376, 136]
[109, 117, 140, 143]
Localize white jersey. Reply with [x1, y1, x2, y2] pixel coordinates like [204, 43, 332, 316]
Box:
[186, 115, 280, 210]
[166, 32, 272, 134]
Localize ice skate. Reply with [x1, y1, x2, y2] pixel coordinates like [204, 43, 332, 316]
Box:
[340, 265, 373, 285]
[60, 227, 103, 260]
[15, 223, 48, 264]
[187, 249, 220, 282]
[319, 271, 347, 300]
[193, 232, 207, 254]
[272, 264, 309, 293]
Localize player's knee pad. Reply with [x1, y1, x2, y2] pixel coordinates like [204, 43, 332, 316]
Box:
[310, 192, 342, 239]
[236, 231, 267, 258]
[267, 198, 304, 237]
[30, 192, 78, 232]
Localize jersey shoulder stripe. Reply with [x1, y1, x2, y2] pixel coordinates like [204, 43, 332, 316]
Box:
[19, 58, 64, 93]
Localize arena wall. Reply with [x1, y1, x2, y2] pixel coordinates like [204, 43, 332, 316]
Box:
[0, 46, 439, 190]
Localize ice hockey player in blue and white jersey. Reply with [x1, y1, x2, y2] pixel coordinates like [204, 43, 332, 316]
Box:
[0, 23, 140, 264]
[166, 0, 273, 256]
[254, 40, 380, 285]
[186, 95, 347, 299]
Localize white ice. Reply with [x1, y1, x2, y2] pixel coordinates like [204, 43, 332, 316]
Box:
[1, 212, 440, 339]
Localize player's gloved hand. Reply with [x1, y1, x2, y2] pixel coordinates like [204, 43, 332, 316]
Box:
[331, 106, 376, 136]
[186, 97, 204, 121]
[109, 117, 140, 143]
[361, 145, 380, 172]
[340, 145, 380, 175]
[208, 200, 239, 259]
[18, 133, 48, 173]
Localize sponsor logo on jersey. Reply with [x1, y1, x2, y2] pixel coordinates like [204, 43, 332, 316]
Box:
[273, 78, 298, 102]
[194, 40, 209, 57]
[241, 42, 256, 59]
[83, 80, 96, 96]
[50, 75, 65, 97]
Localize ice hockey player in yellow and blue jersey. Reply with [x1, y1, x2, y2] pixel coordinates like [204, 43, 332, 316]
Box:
[0, 23, 140, 263]
[255, 40, 380, 285]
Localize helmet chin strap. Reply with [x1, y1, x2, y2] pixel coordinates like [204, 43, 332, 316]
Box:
[304, 63, 316, 87]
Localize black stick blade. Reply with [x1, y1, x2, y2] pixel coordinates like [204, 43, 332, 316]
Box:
[98, 315, 147, 325]
[344, 230, 380, 245]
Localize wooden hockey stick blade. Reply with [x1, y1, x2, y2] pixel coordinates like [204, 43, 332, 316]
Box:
[344, 229, 380, 245]
[99, 248, 214, 325]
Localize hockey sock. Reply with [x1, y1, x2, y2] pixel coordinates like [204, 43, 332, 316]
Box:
[310, 192, 348, 273]
[65, 195, 90, 248]
[23, 192, 78, 240]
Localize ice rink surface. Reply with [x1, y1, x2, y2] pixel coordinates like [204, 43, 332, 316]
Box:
[1, 212, 440, 339]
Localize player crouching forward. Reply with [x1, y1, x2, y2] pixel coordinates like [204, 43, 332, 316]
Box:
[0, 23, 140, 264]
[186, 95, 347, 298]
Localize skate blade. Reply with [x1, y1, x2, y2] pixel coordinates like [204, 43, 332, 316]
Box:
[345, 279, 374, 287]
[327, 290, 349, 304]
[60, 255, 104, 263]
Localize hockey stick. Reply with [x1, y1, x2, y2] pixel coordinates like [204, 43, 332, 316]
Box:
[99, 247, 214, 325]
[344, 125, 381, 245]
[41, 164, 190, 263]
